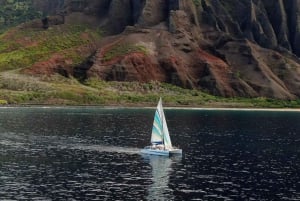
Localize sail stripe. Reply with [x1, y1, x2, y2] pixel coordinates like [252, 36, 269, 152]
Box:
[154, 112, 162, 127]
[152, 125, 162, 137]
[151, 109, 163, 143]
[153, 120, 162, 131]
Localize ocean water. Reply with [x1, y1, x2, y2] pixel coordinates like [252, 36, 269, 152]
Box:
[0, 107, 299, 200]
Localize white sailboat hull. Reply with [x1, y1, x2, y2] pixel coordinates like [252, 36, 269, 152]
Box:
[141, 146, 182, 156]
[141, 148, 170, 156]
[169, 148, 182, 154]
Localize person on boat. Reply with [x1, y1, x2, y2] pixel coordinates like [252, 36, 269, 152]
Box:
[152, 144, 164, 150]
[158, 144, 164, 150]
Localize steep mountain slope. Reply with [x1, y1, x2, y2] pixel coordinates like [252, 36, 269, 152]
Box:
[1, 0, 300, 104]
[70, 0, 300, 99]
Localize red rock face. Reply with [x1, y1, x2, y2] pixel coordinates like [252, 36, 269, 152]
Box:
[85, 29, 246, 97]
[89, 52, 165, 82]
[195, 49, 236, 96]
[21, 0, 300, 99]
[23, 54, 73, 77]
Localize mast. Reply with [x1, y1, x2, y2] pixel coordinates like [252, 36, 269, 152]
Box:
[159, 98, 165, 147]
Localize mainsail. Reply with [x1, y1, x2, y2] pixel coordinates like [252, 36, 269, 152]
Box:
[151, 98, 173, 149]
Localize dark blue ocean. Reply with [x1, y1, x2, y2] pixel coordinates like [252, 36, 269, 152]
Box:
[0, 107, 299, 200]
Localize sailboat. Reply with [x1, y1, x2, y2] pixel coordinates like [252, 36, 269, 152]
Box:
[141, 98, 182, 156]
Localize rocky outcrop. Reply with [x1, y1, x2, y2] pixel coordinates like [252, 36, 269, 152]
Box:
[218, 40, 298, 99]
[198, 0, 300, 57]
[285, 0, 300, 56]
[32, 0, 64, 15]
[7, 0, 300, 100]
[7, 0, 300, 57]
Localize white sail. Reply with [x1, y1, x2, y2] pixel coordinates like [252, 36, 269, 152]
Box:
[151, 98, 173, 149]
[160, 99, 172, 149]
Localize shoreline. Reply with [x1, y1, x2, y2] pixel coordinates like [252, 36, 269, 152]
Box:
[1, 104, 300, 112]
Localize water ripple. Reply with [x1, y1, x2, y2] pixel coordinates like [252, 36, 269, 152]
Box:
[1, 108, 300, 200]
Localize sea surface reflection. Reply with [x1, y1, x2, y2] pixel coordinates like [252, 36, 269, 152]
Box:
[0, 107, 299, 200]
[142, 155, 182, 201]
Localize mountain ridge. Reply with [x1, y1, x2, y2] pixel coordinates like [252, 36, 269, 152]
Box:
[1, 0, 300, 105]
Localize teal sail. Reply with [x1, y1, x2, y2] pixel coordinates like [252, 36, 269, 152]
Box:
[151, 110, 163, 144]
[150, 98, 173, 149]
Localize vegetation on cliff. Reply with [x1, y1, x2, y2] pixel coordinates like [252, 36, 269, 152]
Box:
[102, 43, 148, 62]
[0, 0, 300, 108]
[1, 69, 300, 108]
[0, 24, 100, 71]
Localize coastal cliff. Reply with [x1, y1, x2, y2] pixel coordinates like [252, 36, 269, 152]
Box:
[1, 0, 300, 105]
